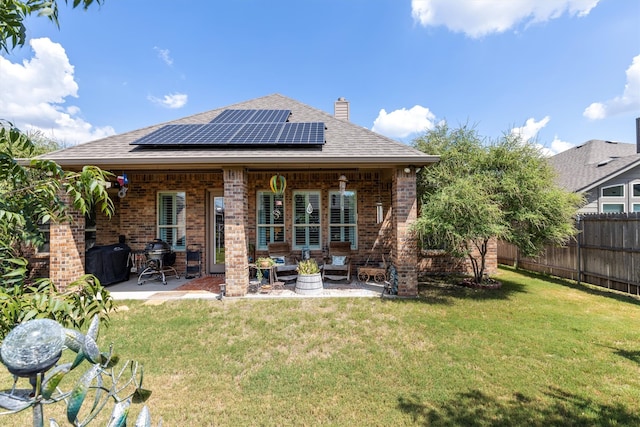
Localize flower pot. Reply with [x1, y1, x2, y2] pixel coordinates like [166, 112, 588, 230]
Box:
[295, 273, 323, 295]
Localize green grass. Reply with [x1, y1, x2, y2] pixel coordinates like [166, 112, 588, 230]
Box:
[3, 267, 640, 426]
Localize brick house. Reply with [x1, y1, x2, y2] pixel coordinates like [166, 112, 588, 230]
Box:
[41, 94, 439, 296]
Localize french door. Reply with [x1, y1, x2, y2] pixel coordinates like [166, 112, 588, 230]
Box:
[208, 192, 225, 273]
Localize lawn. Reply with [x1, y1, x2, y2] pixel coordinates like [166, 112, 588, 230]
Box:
[2, 267, 640, 426]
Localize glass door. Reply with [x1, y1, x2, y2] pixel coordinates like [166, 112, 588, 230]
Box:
[208, 193, 225, 273]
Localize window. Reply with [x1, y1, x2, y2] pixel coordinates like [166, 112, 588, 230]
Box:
[634, 204, 640, 213]
[257, 192, 285, 250]
[602, 203, 624, 213]
[634, 183, 640, 197]
[328, 191, 357, 248]
[37, 220, 50, 253]
[293, 191, 321, 249]
[158, 192, 186, 250]
[85, 209, 97, 250]
[602, 184, 624, 197]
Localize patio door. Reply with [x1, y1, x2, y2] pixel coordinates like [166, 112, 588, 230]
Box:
[208, 192, 225, 273]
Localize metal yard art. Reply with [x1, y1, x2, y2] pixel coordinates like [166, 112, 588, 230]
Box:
[0, 316, 157, 426]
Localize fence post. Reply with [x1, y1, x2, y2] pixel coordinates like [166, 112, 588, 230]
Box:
[576, 214, 582, 286]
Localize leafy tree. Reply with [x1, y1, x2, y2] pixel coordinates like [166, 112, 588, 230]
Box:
[412, 123, 584, 284]
[0, 121, 114, 339]
[0, 0, 103, 53]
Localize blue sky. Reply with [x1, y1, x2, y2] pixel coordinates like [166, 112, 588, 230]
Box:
[0, 0, 638, 154]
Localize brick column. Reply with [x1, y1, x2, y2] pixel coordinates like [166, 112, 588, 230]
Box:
[49, 199, 85, 290]
[223, 168, 249, 296]
[392, 167, 418, 296]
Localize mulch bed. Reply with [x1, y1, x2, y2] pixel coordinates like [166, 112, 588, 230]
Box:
[460, 278, 502, 289]
[175, 275, 225, 293]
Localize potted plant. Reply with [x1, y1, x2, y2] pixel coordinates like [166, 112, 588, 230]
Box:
[297, 258, 320, 275]
[254, 257, 275, 282]
[295, 259, 323, 295]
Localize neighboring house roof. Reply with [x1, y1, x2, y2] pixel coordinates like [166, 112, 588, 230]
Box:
[548, 139, 640, 192]
[42, 94, 438, 170]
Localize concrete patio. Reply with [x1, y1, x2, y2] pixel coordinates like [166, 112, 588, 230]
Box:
[104, 274, 389, 301]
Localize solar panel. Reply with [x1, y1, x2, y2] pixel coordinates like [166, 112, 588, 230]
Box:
[209, 109, 290, 124]
[132, 124, 202, 145]
[180, 123, 244, 144]
[131, 110, 324, 146]
[278, 122, 325, 144]
[230, 123, 284, 144]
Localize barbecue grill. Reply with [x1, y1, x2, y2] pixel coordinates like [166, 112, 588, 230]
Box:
[137, 239, 180, 285]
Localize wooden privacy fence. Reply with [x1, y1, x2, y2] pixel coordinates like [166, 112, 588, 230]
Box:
[498, 213, 640, 296]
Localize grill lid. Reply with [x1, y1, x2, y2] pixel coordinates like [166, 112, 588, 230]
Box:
[145, 239, 171, 253]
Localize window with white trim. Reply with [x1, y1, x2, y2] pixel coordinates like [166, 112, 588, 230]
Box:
[602, 203, 624, 213]
[257, 191, 285, 250]
[293, 191, 321, 249]
[602, 184, 624, 197]
[328, 190, 357, 248]
[633, 204, 640, 213]
[633, 183, 640, 197]
[158, 192, 186, 250]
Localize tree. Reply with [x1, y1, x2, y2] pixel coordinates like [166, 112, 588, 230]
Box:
[0, 0, 103, 53]
[0, 121, 114, 339]
[412, 123, 584, 284]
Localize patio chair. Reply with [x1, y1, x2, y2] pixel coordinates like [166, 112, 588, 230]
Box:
[267, 242, 298, 283]
[322, 241, 351, 282]
[185, 244, 202, 279]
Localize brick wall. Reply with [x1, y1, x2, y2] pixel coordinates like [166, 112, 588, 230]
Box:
[53, 168, 426, 295]
[49, 194, 85, 289]
[391, 167, 419, 296]
[223, 168, 248, 296]
[417, 238, 498, 277]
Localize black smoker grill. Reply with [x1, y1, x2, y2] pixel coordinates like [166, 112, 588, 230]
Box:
[137, 239, 180, 285]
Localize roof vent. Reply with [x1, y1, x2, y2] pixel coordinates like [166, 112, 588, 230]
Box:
[334, 97, 350, 121]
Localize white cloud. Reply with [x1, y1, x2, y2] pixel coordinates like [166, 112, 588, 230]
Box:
[0, 37, 116, 145]
[148, 93, 188, 109]
[583, 54, 640, 120]
[511, 116, 551, 141]
[539, 136, 575, 156]
[511, 117, 575, 156]
[411, 0, 599, 38]
[154, 46, 173, 66]
[372, 105, 436, 138]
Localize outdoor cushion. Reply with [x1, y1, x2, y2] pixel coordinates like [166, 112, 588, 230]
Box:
[332, 255, 346, 266]
[271, 256, 286, 265]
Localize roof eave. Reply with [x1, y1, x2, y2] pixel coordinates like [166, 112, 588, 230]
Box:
[51, 155, 440, 170]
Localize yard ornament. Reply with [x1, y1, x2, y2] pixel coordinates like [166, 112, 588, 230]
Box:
[116, 173, 129, 198]
[0, 316, 158, 426]
[269, 175, 286, 196]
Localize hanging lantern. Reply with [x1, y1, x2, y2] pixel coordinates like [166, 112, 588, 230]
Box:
[270, 175, 286, 195]
[338, 175, 348, 196]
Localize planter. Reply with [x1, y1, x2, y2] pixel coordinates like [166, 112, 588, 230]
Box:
[295, 273, 323, 295]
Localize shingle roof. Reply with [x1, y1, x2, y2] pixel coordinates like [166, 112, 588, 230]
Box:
[42, 94, 438, 170]
[548, 139, 640, 192]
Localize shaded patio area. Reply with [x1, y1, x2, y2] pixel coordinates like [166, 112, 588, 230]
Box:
[104, 273, 389, 301]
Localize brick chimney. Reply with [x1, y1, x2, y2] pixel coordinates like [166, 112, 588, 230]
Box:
[334, 97, 350, 121]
